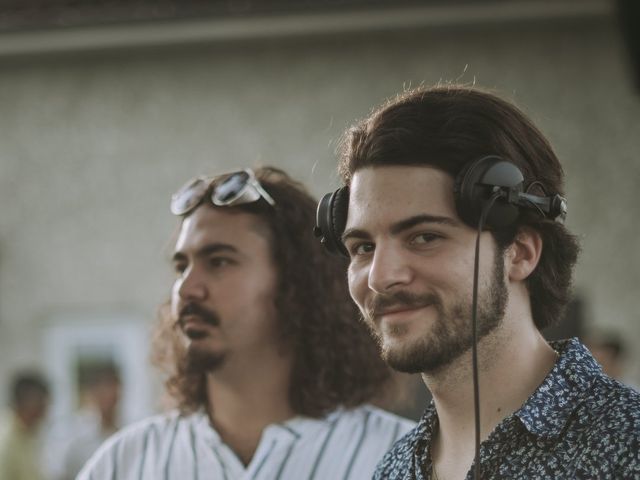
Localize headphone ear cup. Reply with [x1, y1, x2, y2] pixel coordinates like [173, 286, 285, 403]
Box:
[454, 156, 524, 229]
[331, 187, 349, 250]
[453, 160, 480, 227]
[315, 187, 349, 256]
[548, 194, 568, 223]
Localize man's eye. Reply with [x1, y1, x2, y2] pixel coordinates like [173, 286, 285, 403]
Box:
[173, 263, 187, 275]
[412, 233, 442, 245]
[349, 243, 375, 257]
[209, 257, 232, 268]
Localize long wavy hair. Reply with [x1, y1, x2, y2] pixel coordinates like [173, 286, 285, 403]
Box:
[339, 85, 580, 331]
[151, 167, 393, 417]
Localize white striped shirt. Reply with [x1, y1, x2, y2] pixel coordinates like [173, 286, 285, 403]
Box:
[77, 405, 414, 480]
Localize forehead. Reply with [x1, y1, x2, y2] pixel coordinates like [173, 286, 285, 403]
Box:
[346, 166, 457, 231]
[175, 205, 271, 254]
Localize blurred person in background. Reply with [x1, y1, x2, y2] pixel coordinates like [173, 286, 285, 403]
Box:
[78, 166, 414, 479]
[320, 85, 640, 479]
[0, 370, 50, 480]
[53, 364, 122, 480]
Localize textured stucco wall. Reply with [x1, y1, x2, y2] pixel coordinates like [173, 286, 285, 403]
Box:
[0, 14, 638, 408]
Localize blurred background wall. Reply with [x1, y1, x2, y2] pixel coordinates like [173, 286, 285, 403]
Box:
[0, 0, 638, 424]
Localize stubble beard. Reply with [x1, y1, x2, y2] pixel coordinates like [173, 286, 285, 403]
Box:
[176, 303, 227, 374]
[364, 252, 508, 374]
[184, 344, 226, 374]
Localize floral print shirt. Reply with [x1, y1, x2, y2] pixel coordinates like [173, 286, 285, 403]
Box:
[374, 338, 640, 479]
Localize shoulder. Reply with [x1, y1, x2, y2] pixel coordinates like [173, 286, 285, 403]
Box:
[299, 406, 416, 480]
[580, 375, 640, 434]
[0, 417, 14, 471]
[0, 416, 11, 451]
[107, 410, 189, 445]
[546, 339, 640, 446]
[0, 415, 18, 457]
[372, 421, 421, 480]
[351, 405, 415, 432]
[572, 376, 640, 474]
[329, 405, 415, 441]
[76, 411, 196, 479]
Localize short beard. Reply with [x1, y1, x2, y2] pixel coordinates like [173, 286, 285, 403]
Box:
[366, 250, 508, 374]
[176, 303, 226, 374]
[184, 347, 226, 374]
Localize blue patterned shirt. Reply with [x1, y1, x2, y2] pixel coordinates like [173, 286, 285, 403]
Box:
[374, 338, 640, 479]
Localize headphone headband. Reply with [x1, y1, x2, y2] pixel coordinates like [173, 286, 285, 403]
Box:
[314, 156, 567, 256]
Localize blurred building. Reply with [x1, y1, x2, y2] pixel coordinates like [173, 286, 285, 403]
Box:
[0, 0, 638, 427]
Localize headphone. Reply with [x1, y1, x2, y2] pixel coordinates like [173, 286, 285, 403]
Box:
[314, 155, 567, 256]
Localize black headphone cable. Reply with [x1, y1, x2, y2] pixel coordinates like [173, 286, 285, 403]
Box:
[471, 191, 502, 480]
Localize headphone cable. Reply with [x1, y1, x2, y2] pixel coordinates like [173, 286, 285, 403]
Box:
[471, 191, 502, 480]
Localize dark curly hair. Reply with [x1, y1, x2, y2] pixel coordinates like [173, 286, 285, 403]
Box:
[152, 166, 393, 417]
[338, 85, 580, 331]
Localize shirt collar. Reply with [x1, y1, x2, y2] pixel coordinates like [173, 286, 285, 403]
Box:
[192, 407, 336, 445]
[410, 402, 439, 478]
[514, 338, 602, 438]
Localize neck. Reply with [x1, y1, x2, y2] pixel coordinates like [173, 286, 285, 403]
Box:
[205, 348, 295, 465]
[100, 410, 118, 432]
[425, 302, 558, 479]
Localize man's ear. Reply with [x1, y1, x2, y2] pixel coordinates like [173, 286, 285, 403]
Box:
[505, 227, 543, 281]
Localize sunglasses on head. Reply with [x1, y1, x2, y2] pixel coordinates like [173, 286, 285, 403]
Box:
[170, 168, 276, 216]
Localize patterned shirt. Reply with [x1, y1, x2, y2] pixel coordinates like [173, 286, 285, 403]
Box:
[77, 404, 414, 479]
[374, 338, 640, 479]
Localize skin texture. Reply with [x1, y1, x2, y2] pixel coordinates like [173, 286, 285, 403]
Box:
[171, 205, 294, 464]
[172, 206, 282, 374]
[344, 165, 558, 480]
[344, 166, 506, 375]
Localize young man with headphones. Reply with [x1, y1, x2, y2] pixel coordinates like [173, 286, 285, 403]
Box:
[315, 86, 640, 479]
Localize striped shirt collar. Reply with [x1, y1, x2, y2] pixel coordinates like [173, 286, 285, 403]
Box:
[191, 406, 344, 447]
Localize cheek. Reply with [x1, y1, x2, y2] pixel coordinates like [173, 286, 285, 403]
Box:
[239, 272, 278, 310]
[170, 281, 181, 315]
[347, 264, 367, 307]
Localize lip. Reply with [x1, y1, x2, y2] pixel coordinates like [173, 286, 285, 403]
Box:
[182, 320, 214, 341]
[378, 305, 431, 324]
[180, 316, 216, 336]
[182, 319, 208, 328]
[181, 314, 206, 324]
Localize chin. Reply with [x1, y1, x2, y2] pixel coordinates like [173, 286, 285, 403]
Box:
[382, 349, 422, 374]
[185, 346, 226, 373]
[381, 336, 441, 374]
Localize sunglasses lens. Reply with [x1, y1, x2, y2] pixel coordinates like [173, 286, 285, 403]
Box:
[172, 169, 273, 215]
[170, 178, 209, 215]
[213, 171, 250, 204]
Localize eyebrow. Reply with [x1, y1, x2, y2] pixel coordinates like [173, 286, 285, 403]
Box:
[172, 243, 239, 263]
[342, 214, 459, 243]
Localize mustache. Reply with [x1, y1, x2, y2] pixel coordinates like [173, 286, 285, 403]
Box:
[365, 291, 440, 320]
[176, 303, 220, 328]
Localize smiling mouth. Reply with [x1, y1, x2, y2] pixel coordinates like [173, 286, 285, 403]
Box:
[378, 305, 432, 322]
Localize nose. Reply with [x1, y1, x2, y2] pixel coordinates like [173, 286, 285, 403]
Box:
[176, 267, 207, 302]
[367, 243, 413, 294]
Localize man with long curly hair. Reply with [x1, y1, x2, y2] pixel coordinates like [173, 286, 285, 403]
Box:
[78, 166, 414, 479]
